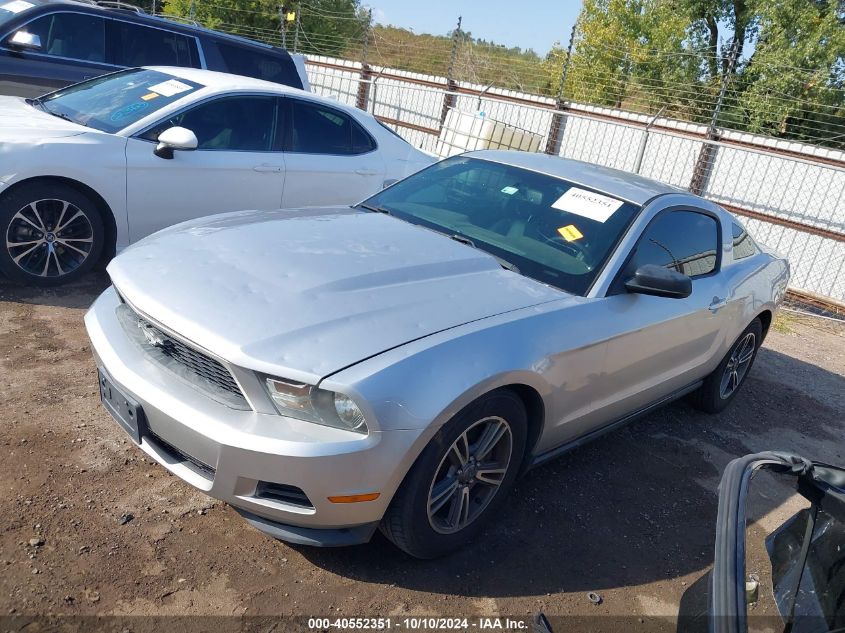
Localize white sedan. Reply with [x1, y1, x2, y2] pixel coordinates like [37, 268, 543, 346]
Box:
[0, 66, 434, 285]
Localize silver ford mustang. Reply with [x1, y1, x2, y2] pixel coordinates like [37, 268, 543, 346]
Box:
[85, 151, 790, 558]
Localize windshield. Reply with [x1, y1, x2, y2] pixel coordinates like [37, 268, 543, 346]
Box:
[360, 156, 642, 295]
[36, 69, 204, 133]
[0, 0, 33, 27]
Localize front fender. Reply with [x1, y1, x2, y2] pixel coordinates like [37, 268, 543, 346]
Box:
[319, 304, 566, 436]
[0, 133, 128, 248]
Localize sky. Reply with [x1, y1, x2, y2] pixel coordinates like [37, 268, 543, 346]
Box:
[364, 0, 584, 56]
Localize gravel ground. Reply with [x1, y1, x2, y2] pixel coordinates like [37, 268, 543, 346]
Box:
[1, 273, 843, 632]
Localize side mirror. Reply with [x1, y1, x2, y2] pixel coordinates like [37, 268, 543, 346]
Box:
[624, 263, 692, 299]
[153, 126, 198, 159]
[8, 30, 42, 51]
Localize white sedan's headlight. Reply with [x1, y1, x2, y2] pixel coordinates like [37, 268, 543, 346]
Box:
[263, 377, 368, 434]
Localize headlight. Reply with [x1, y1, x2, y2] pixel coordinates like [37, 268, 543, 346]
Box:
[264, 377, 368, 434]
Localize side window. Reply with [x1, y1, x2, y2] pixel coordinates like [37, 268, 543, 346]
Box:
[287, 99, 375, 155]
[214, 41, 300, 87]
[142, 96, 277, 151]
[10, 13, 106, 63]
[108, 21, 199, 68]
[732, 222, 758, 261]
[629, 210, 719, 277]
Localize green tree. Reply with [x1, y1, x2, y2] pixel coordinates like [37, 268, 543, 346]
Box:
[162, 0, 365, 57]
[732, 0, 845, 140]
[556, 0, 710, 119]
[562, 0, 845, 144]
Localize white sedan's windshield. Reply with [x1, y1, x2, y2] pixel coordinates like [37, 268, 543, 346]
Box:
[361, 156, 642, 296]
[35, 69, 204, 133]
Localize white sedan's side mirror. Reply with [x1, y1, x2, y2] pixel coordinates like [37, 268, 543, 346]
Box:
[154, 126, 198, 160]
[9, 30, 42, 51]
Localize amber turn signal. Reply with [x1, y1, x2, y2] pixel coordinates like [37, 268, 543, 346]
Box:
[327, 493, 381, 503]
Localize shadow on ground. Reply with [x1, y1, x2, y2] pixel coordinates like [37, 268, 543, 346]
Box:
[0, 271, 109, 310]
[295, 349, 843, 599]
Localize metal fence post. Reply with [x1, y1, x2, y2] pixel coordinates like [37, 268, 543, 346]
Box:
[690, 38, 740, 194]
[293, 8, 301, 53]
[439, 16, 462, 127]
[544, 23, 576, 155]
[633, 105, 666, 174]
[279, 4, 287, 49]
[356, 9, 374, 111]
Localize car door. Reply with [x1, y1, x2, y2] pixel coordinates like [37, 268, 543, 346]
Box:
[0, 11, 114, 97]
[280, 96, 386, 208]
[595, 209, 731, 421]
[124, 94, 285, 242]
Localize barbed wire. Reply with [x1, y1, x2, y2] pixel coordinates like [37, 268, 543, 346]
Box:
[162, 1, 845, 149]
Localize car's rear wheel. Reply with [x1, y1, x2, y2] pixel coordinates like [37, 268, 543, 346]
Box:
[0, 182, 104, 286]
[689, 318, 763, 414]
[380, 389, 526, 559]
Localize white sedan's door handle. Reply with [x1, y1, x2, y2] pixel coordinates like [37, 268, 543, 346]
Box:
[355, 168, 378, 176]
[253, 163, 282, 173]
[709, 297, 728, 312]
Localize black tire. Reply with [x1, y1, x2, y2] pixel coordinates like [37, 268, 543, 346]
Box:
[0, 181, 104, 286]
[689, 318, 763, 414]
[380, 389, 527, 559]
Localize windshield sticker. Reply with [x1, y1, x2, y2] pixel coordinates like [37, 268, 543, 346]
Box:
[501, 185, 519, 195]
[1, 0, 34, 13]
[140, 92, 159, 101]
[148, 79, 193, 98]
[551, 187, 623, 223]
[557, 224, 584, 242]
[110, 101, 149, 122]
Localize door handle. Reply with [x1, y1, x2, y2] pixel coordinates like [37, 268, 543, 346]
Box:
[709, 297, 728, 312]
[253, 164, 282, 173]
[355, 168, 378, 176]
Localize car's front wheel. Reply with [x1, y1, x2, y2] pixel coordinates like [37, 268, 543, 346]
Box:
[381, 389, 527, 558]
[0, 182, 104, 286]
[690, 318, 763, 413]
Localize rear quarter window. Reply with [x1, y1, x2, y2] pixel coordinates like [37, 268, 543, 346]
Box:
[732, 222, 759, 261]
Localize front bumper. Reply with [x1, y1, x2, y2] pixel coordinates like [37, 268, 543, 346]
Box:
[84, 287, 424, 545]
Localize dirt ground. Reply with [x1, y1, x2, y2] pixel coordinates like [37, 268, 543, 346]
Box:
[1, 272, 843, 631]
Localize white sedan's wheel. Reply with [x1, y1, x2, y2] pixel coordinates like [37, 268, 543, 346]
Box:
[0, 183, 104, 286]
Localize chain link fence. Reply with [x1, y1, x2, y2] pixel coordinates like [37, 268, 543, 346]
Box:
[163, 2, 845, 315]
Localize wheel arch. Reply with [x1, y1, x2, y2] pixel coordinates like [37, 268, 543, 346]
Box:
[0, 176, 118, 264]
[383, 379, 548, 510]
[756, 309, 773, 341]
[504, 383, 546, 470]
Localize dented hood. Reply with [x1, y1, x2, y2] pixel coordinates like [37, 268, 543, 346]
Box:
[0, 96, 89, 141]
[108, 207, 564, 382]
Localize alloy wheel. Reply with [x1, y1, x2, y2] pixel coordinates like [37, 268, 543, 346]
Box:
[720, 332, 756, 399]
[5, 199, 94, 278]
[427, 416, 513, 535]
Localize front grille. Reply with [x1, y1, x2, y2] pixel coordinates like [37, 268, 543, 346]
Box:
[142, 317, 241, 396]
[115, 300, 249, 410]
